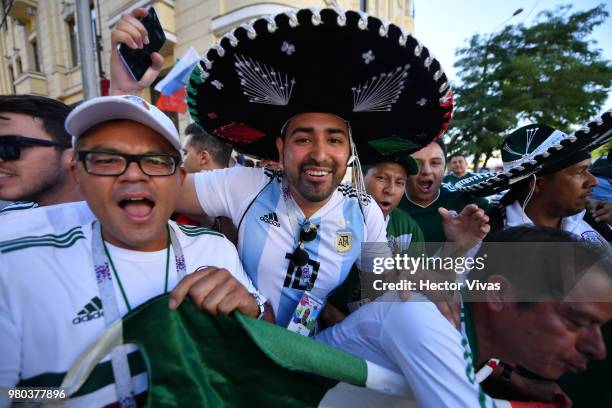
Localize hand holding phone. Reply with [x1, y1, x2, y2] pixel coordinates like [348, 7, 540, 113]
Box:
[117, 7, 166, 81]
[110, 8, 165, 95]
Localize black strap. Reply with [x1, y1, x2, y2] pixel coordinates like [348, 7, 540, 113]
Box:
[237, 177, 276, 236]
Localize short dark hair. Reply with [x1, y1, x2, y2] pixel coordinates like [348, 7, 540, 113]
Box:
[448, 152, 466, 161]
[184, 123, 232, 167]
[470, 226, 611, 302]
[0, 95, 72, 145]
[434, 139, 447, 162]
[184, 123, 202, 136]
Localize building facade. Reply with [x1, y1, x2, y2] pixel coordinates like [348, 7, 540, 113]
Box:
[0, 0, 414, 131]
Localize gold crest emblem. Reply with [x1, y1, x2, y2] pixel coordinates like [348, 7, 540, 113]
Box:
[335, 229, 352, 253]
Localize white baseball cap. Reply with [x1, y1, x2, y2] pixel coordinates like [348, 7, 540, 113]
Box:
[65, 95, 181, 152]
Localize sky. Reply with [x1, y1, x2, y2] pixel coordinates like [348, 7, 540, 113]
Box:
[413, 0, 612, 108]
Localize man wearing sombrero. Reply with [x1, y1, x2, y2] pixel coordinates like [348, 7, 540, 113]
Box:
[455, 118, 611, 245]
[110, 7, 488, 330]
[455, 117, 612, 407]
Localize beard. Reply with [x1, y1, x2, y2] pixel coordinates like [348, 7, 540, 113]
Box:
[21, 159, 67, 203]
[285, 158, 346, 203]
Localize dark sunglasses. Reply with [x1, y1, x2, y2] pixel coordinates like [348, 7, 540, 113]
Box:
[0, 135, 71, 161]
[291, 223, 319, 267]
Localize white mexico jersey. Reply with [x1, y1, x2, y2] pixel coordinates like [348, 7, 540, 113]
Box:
[0, 220, 258, 407]
[194, 167, 390, 326]
[316, 292, 500, 408]
[0, 201, 95, 241]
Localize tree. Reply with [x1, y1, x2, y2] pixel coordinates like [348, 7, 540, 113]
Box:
[448, 4, 612, 170]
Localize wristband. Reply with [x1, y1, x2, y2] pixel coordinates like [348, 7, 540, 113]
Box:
[252, 293, 266, 320]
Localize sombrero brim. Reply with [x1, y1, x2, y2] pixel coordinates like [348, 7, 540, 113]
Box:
[186, 7, 453, 161]
[456, 109, 612, 197]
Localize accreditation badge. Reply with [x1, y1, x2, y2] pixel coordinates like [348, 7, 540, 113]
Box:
[286, 291, 324, 336]
[335, 228, 352, 253]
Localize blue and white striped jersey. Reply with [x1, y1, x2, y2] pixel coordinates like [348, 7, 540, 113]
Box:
[194, 167, 390, 326]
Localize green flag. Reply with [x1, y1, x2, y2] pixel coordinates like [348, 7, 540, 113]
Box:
[61, 294, 415, 407]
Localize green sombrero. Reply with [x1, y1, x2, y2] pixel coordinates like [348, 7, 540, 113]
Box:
[455, 110, 612, 197]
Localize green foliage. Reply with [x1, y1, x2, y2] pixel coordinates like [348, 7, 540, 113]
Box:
[448, 4, 612, 169]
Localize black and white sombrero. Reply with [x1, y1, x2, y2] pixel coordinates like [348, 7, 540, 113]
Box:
[455, 110, 612, 197]
[186, 7, 453, 161]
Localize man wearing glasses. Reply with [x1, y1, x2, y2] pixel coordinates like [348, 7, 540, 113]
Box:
[0, 95, 82, 215]
[0, 95, 269, 406]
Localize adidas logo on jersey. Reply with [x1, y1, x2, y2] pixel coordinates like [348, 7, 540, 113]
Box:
[260, 212, 280, 227]
[73, 296, 104, 325]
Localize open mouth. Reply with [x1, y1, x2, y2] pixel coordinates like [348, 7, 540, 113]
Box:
[118, 196, 156, 220]
[417, 180, 434, 193]
[378, 201, 392, 212]
[0, 170, 16, 179]
[303, 167, 332, 182]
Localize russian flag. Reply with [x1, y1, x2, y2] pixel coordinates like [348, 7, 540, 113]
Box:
[155, 47, 200, 113]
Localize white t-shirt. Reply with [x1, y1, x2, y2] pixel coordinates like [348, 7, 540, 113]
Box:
[194, 167, 390, 326]
[0, 220, 260, 407]
[315, 291, 498, 408]
[505, 201, 608, 245]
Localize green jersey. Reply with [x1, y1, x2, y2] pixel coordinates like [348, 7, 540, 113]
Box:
[386, 207, 425, 256]
[399, 184, 490, 243]
[443, 172, 475, 186]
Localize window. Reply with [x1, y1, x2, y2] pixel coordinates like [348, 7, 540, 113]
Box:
[1, 0, 9, 32]
[29, 38, 41, 72]
[67, 18, 78, 67]
[7, 64, 14, 92]
[15, 57, 22, 75]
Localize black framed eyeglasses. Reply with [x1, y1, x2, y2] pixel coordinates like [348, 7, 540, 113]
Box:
[77, 150, 182, 176]
[0, 135, 71, 161]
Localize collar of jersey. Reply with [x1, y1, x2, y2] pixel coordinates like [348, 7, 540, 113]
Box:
[404, 189, 441, 209]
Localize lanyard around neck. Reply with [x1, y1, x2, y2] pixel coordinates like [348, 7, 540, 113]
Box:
[91, 221, 187, 322]
[101, 229, 170, 312]
[282, 177, 308, 245]
[91, 221, 187, 406]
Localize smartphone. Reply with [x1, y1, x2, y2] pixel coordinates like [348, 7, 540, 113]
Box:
[117, 7, 166, 81]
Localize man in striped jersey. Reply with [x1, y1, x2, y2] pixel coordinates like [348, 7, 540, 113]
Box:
[0, 95, 82, 215]
[0, 95, 269, 406]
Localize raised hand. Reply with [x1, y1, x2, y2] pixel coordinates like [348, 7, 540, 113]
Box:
[440, 204, 490, 250]
[588, 198, 612, 224]
[110, 8, 164, 96]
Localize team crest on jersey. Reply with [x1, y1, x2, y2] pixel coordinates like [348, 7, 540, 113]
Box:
[581, 231, 607, 246]
[335, 228, 352, 253]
